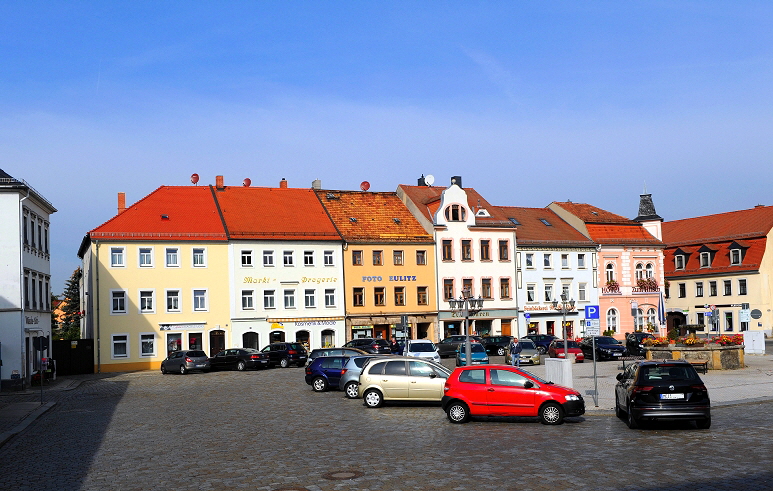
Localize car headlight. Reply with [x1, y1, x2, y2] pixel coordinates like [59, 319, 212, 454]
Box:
[565, 394, 580, 401]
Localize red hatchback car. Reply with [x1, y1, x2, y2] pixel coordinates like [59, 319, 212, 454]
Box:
[442, 365, 585, 425]
[547, 340, 585, 363]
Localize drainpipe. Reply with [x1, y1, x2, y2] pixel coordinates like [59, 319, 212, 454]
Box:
[19, 189, 30, 388]
[95, 240, 101, 373]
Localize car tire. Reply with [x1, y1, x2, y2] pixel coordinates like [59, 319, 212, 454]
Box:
[695, 416, 711, 429]
[537, 346, 547, 355]
[363, 389, 384, 408]
[539, 402, 564, 425]
[236, 361, 246, 371]
[280, 358, 289, 368]
[446, 401, 471, 424]
[161, 365, 167, 374]
[312, 377, 328, 392]
[344, 382, 359, 399]
[626, 403, 640, 429]
[497, 347, 506, 356]
[179, 364, 187, 375]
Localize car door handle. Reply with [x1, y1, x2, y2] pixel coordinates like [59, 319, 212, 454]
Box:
[488, 388, 495, 392]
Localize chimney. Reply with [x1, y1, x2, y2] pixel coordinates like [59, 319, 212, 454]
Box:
[280, 178, 288, 188]
[311, 179, 321, 190]
[451, 175, 463, 188]
[118, 192, 126, 214]
[216, 175, 224, 190]
[417, 175, 426, 186]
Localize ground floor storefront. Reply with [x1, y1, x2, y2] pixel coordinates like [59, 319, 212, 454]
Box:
[347, 313, 437, 343]
[437, 309, 519, 341]
[232, 317, 346, 352]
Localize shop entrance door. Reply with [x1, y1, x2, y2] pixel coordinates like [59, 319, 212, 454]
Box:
[209, 330, 225, 357]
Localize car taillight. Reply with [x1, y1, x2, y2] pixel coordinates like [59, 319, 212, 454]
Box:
[631, 386, 654, 396]
[250, 355, 260, 359]
[340, 369, 347, 375]
[692, 384, 707, 393]
[185, 357, 193, 362]
[288, 350, 297, 354]
[305, 367, 312, 375]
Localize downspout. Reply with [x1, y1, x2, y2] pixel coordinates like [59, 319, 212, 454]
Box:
[19, 189, 30, 387]
[95, 240, 101, 373]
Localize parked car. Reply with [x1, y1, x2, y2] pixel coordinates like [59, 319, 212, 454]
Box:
[160, 350, 210, 374]
[342, 338, 392, 354]
[209, 348, 269, 371]
[523, 334, 558, 354]
[305, 355, 349, 392]
[625, 332, 657, 357]
[358, 357, 452, 408]
[504, 339, 541, 365]
[456, 342, 490, 366]
[615, 359, 711, 429]
[403, 340, 441, 363]
[340, 355, 380, 399]
[579, 336, 627, 360]
[547, 340, 585, 363]
[442, 365, 585, 425]
[436, 335, 482, 358]
[307, 347, 369, 366]
[480, 335, 513, 356]
[260, 342, 308, 367]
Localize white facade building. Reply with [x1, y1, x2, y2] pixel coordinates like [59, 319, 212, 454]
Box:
[0, 169, 56, 389]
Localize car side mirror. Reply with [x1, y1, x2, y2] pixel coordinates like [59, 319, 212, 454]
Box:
[616, 373, 623, 381]
[523, 380, 534, 389]
[429, 373, 437, 379]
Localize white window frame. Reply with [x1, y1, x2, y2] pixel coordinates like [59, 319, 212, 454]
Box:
[165, 247, 179, 268]
[140, 333, 156, 357]
[305, 289, 316, 308]
[730, 249, 742, 265]
[606, 309, 618, 333]
[110, 247, 126, 268]
[139, 289, 156, 314]
[192, 247, 207, 267]
[577, 254, 586, 269]
[241, 250, 253, 267]
[675, 255, 685, 270]
[325, 288, 336, 308]
[166, 289, 181, 313]
[700, 252, 711, 268]
[526, 284, 536, 302]
[739, 278, 747, 295]
[242, 290, 254, 310]
[304, 250, 315, 266]
[324, 250, 334, 266]
[544, 283, 553, 302]
[561, 254, 569, 269]
[263, 250, 274, 267]
[543, 253, 552, 269]
[525, 253, 534, 268]
[283, 250, 294, 267]
[193, 289, 208, 312]
[112, 333, 129, 359]
[284, 289, 296, 309]
[111, 289, 128, 315]
[138, 247, 154, 268]
[264, 290, 276, 309]
[696, 282, 704, 297]
[578, 283, 587, 301]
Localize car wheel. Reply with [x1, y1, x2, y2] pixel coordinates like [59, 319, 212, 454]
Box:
[344, 382, 359, 399]
[179, 364, 187, 375]
[537, 346, 547, 355]
[497, 347, 506, 356]
[280, 358, 289, 368]
[236, 361, 246, 371]
[312, 377, 328, 392]
[446, 401, 471, 424]
[627, 403, 640, 429]
[161, 364, 167, 375]
[363, 389, 383, 408]
[539, 402, 564, 425]
[696, 416, 711, 429]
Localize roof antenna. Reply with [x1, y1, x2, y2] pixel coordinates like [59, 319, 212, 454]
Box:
[643, 181, 648, 194]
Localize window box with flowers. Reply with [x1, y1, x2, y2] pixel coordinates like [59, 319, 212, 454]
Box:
[635, 278, 659, 293]
[603, 280, 620, 294]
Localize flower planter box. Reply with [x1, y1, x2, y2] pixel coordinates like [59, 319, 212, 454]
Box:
[644, 344, 745, 370]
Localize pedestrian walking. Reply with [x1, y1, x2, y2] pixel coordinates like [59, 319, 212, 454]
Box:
[509, 337, 522, 367]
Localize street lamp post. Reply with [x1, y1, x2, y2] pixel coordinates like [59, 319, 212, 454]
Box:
[448, 287, 484, 366]
[552, 293, 575, 358]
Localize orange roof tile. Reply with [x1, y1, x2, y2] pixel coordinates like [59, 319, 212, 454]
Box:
[663, 205, 773, 245]
[664, 237, 766, 277]
[216, 186, 340, 241]
[90, 186, 228, 241]
[585, 224, 662, 245]
[496, 206, 595, 246]
[316, 190, 432, 243]
[551, 202, 634, 224]
[398, 184, 512, 226]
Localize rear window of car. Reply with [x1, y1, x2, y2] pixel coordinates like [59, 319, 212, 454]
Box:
[186, 351, 207, 357]
[287, 343, 305, 350]
[459, 343, 485, 353]
[458, 369, 486, 384]
[352, 357, 372, 368]
[640, 365, 700, 383]
[409, 342, 435, 352]
[374, 339, 389, 347]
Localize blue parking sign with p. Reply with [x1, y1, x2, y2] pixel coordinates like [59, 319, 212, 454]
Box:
[585, 305, 600, 319]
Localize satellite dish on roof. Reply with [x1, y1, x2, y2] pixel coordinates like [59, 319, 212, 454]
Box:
[360, 181, 370, 191]
[191, 173, 199, 185]
[243, 178, 251, 187]
[425, 174, 435, 186]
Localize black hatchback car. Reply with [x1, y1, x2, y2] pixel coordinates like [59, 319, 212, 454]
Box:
[260, 342, 308, 368]
[342, 338, 392, 354]
[625, 332, 656, 357]
[209, 348, 269, 371]
[615, 359, 711, 429]
[579, 336, 627, 360]
[480, 335, 513, 356]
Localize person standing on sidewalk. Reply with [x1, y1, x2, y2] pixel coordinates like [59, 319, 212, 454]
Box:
[509, 337, 522, 367]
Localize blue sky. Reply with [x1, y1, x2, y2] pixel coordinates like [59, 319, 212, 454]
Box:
[2, 2, 772, 292]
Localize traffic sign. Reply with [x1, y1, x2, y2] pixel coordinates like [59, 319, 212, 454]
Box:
[524, 313, 530, 319]
[585, 305, 600, 319]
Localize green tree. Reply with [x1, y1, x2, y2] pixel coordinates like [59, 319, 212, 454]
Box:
[58, 268, 83, 340]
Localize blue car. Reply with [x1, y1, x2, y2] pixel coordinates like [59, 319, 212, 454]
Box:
[455, 343, 490, 366]
[305, 356, 349, 392]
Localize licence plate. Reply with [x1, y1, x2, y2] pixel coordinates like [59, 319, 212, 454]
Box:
[660, 393, 684, 400]
[196, 364, 206, 368]
[612, 352, 622, 356]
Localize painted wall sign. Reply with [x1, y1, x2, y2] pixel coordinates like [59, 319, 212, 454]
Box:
[243, 276, 275, 284]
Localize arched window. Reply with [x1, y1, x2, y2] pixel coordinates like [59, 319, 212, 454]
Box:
[646, 308, 656, 328]
[605, 263, 615, 283]
[635, 263, 644, 280]
[635, 308, 645, 330]
[646, 263, 654, 279]
[242, 332, 259, 350]
[444, 204, 467, 222]
[606, 308, 618, 333]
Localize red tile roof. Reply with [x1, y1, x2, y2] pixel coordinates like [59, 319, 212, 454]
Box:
[550, 201, 662, 245]
[90, 186, 228, 240]
[316, 190, 432, 243]
[664, 238, 766, 277]
[216, 186, 340, 241]
[495, 206, 595, 246]
[663, 205, 773, 245]
[551, 202, 634, 224]
[398, 184, 512, 226]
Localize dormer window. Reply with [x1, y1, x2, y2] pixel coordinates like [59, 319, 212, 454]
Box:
[675, 255, 685, 270]
[730, 249, 742, 265]
[700, 252, 711, 268]
[444, 204, 467, 222]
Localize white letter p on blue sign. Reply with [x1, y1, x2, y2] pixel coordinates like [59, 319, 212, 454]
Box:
[586, 305, 599, 319]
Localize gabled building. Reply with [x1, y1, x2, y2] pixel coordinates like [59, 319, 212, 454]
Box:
[662, 205, 773, 337]
[316, 190, 437, 341]
[0, 168, 56, 389]
[549, 194, 665, 338]
[399, 176, 518, 339]
[498, 206, 598, 339]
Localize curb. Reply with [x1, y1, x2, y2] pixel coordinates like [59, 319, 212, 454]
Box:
[0, 401, 56, 448]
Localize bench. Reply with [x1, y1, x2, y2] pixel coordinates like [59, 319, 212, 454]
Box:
[690, 360, 709, 374]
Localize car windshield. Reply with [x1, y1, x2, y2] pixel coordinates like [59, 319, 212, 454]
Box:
[641, 365, 701, 383]
[519, 340, 536, 350]
[459, 344, 485, 353]
[409, 342, 435, 352]
[374, 339, 390, 347]
[596, 337, 621, 344]
[186, 351, 207, 357]
[519, 369, 550, 384]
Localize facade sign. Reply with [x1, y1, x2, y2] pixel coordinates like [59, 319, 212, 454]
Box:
[160, 324, 206, 331]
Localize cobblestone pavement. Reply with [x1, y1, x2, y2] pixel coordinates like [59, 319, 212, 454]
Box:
[1, 356, 772, 491]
